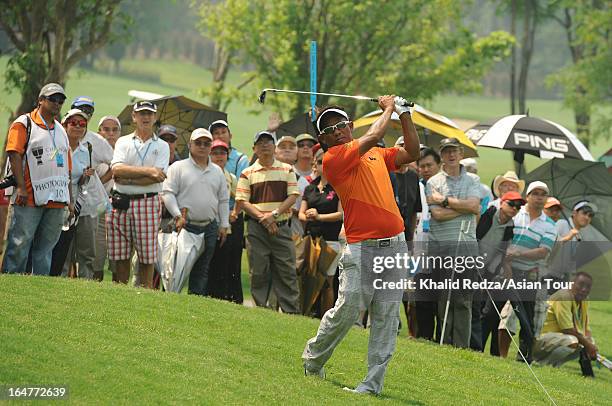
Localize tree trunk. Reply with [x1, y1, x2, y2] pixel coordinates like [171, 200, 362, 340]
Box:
[517, 0, 536, 115]
[208, 43, 233, 110]
[574, 86, 591, 148]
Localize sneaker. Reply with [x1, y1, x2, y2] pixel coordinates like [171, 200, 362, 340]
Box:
[304, 366, 326, 379]
[342, 386, 370, 395]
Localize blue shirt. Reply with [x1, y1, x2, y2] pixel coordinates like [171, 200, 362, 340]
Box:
[226, 147, 249, 209]
[510, 206, 557, 271]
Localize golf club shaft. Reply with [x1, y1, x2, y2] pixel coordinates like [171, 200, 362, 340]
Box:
[260, 88, 414, 106]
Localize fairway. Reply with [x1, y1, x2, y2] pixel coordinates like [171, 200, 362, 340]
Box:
[1, 275, 611, 404]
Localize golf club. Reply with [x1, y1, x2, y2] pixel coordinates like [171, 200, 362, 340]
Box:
[258, 88, 414, 107]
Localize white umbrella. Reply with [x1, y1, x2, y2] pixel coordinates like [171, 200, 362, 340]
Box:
[158, 230, 206, 293]
[467, 115, 594, 161]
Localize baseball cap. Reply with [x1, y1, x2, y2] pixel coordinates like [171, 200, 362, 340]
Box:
[276, 135, 297, 147]
[159, 124, 178, 140]
[133, 101, 157, 113]
[98, 115, 121, 130]
[211, 139, 229, 151]
[544, 197, 562, 209]
[461, 158, 477, 170]
[295, 133, 317, 144]
[439, 137, 461, 152]
[501, 191, 526, 204]
[190, 128, 213, 141]
[61, 108, 89, 124]
[526, 181, 549, 195]
[395, 136, 404, 146]
[316, 108, 349, 133]
[253, 130, 276, 145]
[208, 119, 229, 133]
[573, 200, 597, 214]
[72, 96, 94, 108]
[39, 83, 66, 98]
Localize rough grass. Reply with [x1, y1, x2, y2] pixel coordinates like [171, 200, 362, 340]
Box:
[1, 275, 611, 404]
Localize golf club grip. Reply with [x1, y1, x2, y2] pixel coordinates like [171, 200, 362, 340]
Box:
[370, 98, 415, 107]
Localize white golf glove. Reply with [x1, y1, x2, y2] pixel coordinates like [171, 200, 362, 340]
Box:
[394, 96, 412, 116]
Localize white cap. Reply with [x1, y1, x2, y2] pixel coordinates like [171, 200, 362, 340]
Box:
[61, 108, 89, 124]
[98, 115, 121, 130]
[208, 119, 229, 132]
[394, 136, 404, 146]
[460, 158, 477, 170]
[276, 135, 297, 146]
[573, 200, 598, 213]
[526, 181, 549, 195]
[316, 108, 349, 133]
[190, 128, 213, 141]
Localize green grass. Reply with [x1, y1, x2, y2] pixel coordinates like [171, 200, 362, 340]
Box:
[1, 275, 611, 404]
[1, 56, 610, 187]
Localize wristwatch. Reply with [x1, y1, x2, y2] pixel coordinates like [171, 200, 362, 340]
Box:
[272, 209, 280, 219]
[441, 197, 449, 208]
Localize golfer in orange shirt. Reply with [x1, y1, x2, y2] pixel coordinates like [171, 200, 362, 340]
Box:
[302, 95, 420, 395]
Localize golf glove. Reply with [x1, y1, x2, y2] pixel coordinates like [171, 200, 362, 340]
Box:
[394, 96, 412, 116]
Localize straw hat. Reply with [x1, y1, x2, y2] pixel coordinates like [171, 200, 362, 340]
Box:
[493, 170, 525, 197]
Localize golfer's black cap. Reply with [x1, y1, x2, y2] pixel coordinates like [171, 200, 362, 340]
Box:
[439, 137, 461, 152]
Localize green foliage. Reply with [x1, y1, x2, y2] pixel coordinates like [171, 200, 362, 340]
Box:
[546, 0, 612, 142]
[0, 0, 124, 115]
[198, 0, 514, 117]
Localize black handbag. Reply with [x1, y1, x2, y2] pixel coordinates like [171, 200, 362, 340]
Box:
[111, 190, 130, 211]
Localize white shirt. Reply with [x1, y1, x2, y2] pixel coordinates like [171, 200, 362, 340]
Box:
[83, 130, 114, 170]
[111, 132, 169, 194]
[161, 156, 230, 228]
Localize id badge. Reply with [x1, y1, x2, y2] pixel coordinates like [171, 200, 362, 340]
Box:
[56, 153, 64, 167]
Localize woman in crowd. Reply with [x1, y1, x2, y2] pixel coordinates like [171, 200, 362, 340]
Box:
[50, 109, 95, 277]
[298, 147, 344, 316]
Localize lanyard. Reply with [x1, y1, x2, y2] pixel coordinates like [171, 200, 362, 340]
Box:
[133, 137, 153, 165]
[38, 111, 57, 149]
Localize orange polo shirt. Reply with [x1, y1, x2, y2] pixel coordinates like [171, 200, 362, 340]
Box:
[323, 140, 404, 243]
[5, 108, 72, 208]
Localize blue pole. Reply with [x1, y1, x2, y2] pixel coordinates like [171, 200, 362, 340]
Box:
[310, 41, 317, 122]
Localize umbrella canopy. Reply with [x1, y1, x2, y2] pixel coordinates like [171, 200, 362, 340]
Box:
[276, 112, 317, 138]
[117, 95, 227, 157]
[352, 105, 478, 157]
[467, 115, 594, 161]
[524, 158, 611, 241]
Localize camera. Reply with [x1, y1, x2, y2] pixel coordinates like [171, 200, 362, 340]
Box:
[0, 175, 17, 189]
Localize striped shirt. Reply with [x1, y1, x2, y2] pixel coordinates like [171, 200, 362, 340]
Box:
[510, 206, 557, 271]
[235, 159, 299, 221]
[426, 166, 480, 244]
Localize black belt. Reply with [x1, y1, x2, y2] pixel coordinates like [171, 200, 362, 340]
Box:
[247, 216, 288, 227]
[125, 192, 158, 200]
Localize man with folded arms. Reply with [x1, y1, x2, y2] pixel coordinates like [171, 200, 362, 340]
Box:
[107, 101, 169, 288]
[162, 129, 229, 295]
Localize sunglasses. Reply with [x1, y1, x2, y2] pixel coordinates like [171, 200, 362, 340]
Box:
[506, 200, 524, 209]
[320, 120, 350, 135]
[193, 140, 212, 147]
[67, 119, 87, 128]
[46, 95, 66, 104]
[161, 137, 176, 144]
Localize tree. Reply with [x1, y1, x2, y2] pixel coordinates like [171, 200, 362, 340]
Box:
[197, 0, 514, 118]
[548, 0, 611, 147]
[0, 0, 124, 117]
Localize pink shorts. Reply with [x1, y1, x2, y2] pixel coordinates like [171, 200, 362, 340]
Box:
[106, 195, 161, 264]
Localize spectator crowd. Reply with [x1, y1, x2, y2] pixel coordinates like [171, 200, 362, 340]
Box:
[0, 83, 602, 376]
